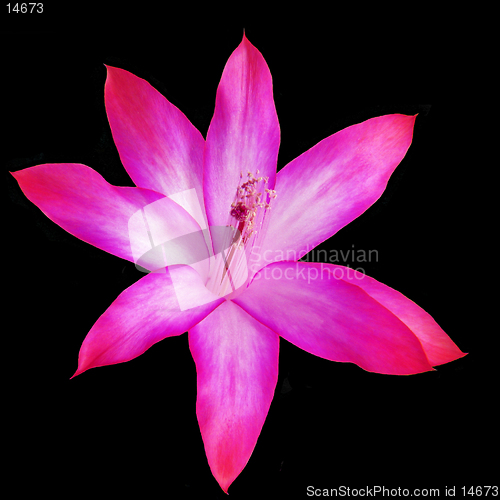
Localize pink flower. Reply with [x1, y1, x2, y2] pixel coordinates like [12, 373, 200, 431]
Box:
[11, 34, 465, 493]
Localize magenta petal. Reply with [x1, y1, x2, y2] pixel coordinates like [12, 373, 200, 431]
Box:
[258, 114, 416, 267]
[203, 34, 280, 229]
[105, 65, 206, 222]
[11, 163, 203, 268]
[73, 265, 224, 377]
[234, 262, 434, 375]
[188, 300, 279, 492]
[325, 265, 466, 366]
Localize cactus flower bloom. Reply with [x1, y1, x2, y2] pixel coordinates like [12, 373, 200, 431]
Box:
[11, 34, 465, 493]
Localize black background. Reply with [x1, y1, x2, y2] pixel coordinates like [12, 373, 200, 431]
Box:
[3, 7, 493, 500]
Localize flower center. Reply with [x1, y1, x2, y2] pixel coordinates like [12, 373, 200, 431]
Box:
[205, 170, 276, 298]
[231, 170, 276, 244]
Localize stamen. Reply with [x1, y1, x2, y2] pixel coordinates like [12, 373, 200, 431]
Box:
[211, 170, 277, 297]
[230, 202, 250, 222]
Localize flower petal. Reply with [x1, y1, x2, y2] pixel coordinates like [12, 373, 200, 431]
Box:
[203, 34, 280, 229]
[73, 265, 224, 377]
[188, 300, 279, 493]
[105, 65, 206, 224]
[234, 262, 433, 375]
[11, 163, 204, 270]
[325, 265, 466, 366]
[257, 114, 416, 268]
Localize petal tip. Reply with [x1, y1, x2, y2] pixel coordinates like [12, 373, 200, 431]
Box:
[10, 168, 24, 180]
[239, 30, 256, 51]
[104, 63, 117, 72]
[70, 359, 92, 379]
[104, 64, 119, 81]
[436, 349, 468, 367]
[69, 368, 82, 380]
[217, 477, 231, 495]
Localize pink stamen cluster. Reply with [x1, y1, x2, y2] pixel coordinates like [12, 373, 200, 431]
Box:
[230, 203, 250, 222]
[229, 170, 277, 246]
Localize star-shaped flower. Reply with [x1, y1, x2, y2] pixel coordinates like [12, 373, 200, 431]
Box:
[11, 34, 465, 493]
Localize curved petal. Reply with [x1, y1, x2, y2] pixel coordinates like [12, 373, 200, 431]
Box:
[234, 261, 433, 375]
[11, 163, 205, 271]
[325, 265, 466, 366]
[105, 65, 206, 224]
[256, 114, 416, 269]
[203, 34, 280, 229]
[188, 300, 279, 493]
[72, 265, 224, 377]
